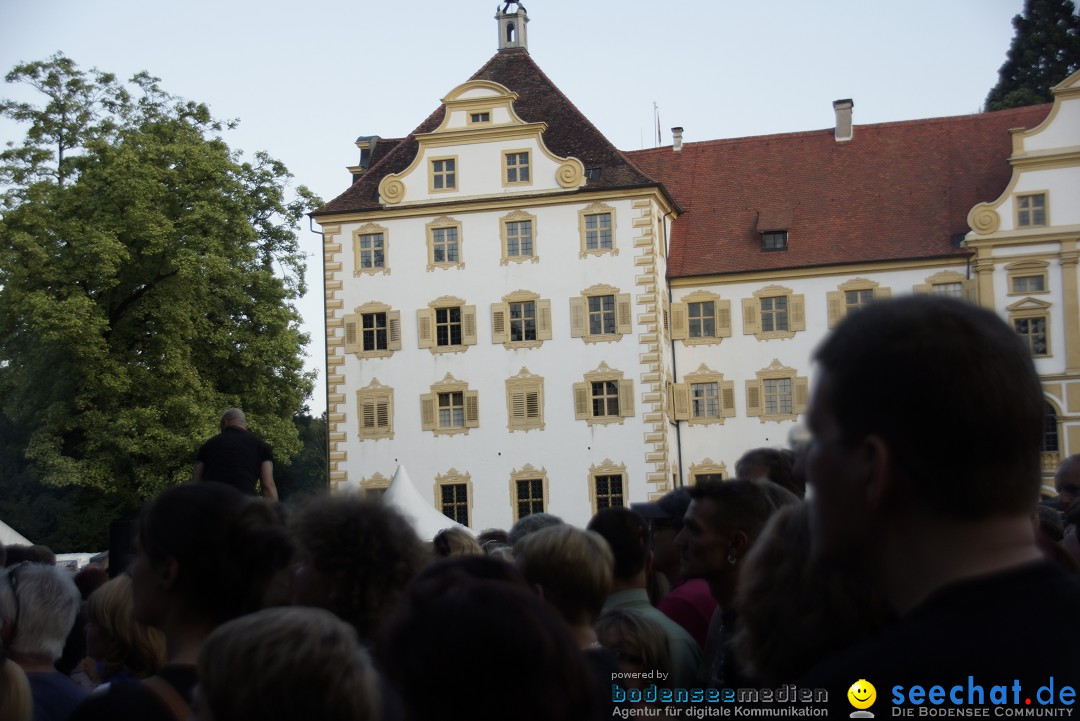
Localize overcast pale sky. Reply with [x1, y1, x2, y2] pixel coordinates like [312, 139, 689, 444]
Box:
[1, 0, 1029, 415]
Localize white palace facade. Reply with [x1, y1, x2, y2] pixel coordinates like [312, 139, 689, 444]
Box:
[311, 5, 1080, 530]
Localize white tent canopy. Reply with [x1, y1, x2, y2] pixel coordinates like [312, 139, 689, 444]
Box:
[0, 520, 31, 547]
[383, 464, 470, 541]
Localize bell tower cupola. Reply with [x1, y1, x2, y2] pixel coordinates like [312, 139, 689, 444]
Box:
[496, 2, 529, 51]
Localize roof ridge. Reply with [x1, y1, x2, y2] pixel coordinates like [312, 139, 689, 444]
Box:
[626, 103, 1053, 156]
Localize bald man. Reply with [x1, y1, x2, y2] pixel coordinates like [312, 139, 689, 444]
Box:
[192, 408, 278, 500]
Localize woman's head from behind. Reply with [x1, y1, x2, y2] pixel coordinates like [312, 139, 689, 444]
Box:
[85, 574, 166, 680]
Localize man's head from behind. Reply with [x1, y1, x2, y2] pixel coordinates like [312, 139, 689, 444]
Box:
[0, 563, 81, 663]
[1054, 455, 1080, 512]
[587, 507, 650, 584]
[220, 408, 247, 431]
[808, 296, 1044, 560]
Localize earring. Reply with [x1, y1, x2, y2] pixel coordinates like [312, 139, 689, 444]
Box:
[727, 553, 737, 566]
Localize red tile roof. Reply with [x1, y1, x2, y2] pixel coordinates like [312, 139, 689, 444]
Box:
[317, 48, 658, 215]
[626, 105, 1051, 279]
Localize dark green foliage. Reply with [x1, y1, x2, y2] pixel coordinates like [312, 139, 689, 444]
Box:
[0, 55, 318, 546]
[985, 0, 1080, 110]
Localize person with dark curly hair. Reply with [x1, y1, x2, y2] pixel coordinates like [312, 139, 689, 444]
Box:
[290, 495, 426, 646]
[70, 482, 294, 721]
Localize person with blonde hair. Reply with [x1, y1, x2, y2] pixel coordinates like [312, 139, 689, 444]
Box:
[195, 606, 380, 721]
[83, 575, 166, 689]
[595, 608, 672, 690]
[514, 524, 613, 646]
[432, 527, 483, 558]
[0, 649, 33, 721]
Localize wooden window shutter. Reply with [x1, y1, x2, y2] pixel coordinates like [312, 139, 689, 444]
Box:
[963, 279, 977, 303]
[525, 390, 540, 421]
[717, 301, 733, 338]
[790, 294, 806, 331]
[417, 308, 433, 349]
[536, 299, 553, 340]
[360, 399, 376, 432]
[616, 293, 633, 335]
[573, 383, 589, 420]
[742, 298, 760, 335]
[420, 393, 437, 430]
[670, 302, 688, 340]
[794, 376, 810, 414]
[913, 283, 932, 295]
[462, 305, 478, 346]
[491, 303, 507, 344]
[344, 314, 359, 354]
[509, 389, 527, 425]
[721, 381, 736, 418]
[619, 380, 635, 418]
[465, 390, 480, 427]
[746, 380, 762, 417]
[671, 383, 690, 421]
[827, 290, 843, 328]
[376, 398, 390, 430]
[387, 311, 402, 350]
[570, 297, 586, 338]
[875, 287, 892, 299]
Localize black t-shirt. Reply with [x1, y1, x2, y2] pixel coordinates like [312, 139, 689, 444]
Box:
[800, 562, 1080, 714]
[69, 665, 198, 721]
[195, 426, 273, 495]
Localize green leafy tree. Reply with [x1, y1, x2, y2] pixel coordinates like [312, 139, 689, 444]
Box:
[985, 0, 1080, 111]
[275, 411, 329, 503]
[0, 55, 318, 533]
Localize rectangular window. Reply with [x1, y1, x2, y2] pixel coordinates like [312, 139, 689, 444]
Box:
[591, 380, 621, 417]
[432, 158, 456, 190]
[470, 112, 490, 123]
[584, 213, 613, 250]
[508, 301, 537, 342]
[688, 301, 716, 338]
[1012, 275, 1046, 294]
[933, 282, 964, 297]
[1017, 194, 1046, 227]
[438, 391, 466, 428]
[440, 483, 469, 526]
[505, 152, 530, 184]
[760, 296, 789, 332]
[435, 307, 463, 347]
[763, 378, 793, 416]
[594, 474, 624, 510]
[505, 220, 533, 258]
[844, 289, 874, 312]
[588, 294, 616, 335]
[1015, 317, 1048, 356]
[762, 231, 788, 252]
[516, 479, 544, 520]
[691, 382, 719, 418]
[361, 312, 387, 351]
[432, 227, 459, 264]
[358, 233, 384, 269]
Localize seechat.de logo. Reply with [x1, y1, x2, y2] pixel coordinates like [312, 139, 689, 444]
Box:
[849, 679, 878, 718]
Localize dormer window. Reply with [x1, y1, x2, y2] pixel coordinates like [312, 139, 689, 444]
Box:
[762, 231, 788, 252]
[469, 112, 491, 124]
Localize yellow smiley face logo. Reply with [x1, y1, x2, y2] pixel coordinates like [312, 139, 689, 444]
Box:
[847, 679, 876, 709]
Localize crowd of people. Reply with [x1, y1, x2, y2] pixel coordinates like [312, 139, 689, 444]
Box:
[2, 296, 1080, 721]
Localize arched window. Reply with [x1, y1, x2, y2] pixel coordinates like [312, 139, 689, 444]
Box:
[506, 22, 516, 43]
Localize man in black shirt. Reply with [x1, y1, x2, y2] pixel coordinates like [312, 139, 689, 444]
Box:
[801, 297, 1080, 712]
[193, 408, 278, 500]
